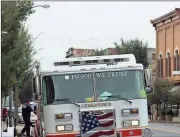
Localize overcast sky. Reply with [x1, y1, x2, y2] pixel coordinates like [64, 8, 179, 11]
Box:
[26, 1, 180, 69]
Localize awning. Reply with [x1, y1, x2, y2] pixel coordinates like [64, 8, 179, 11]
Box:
[172, 71, 180, 75]
[171, 85, 180, 92]
[170, 85, 180, 95]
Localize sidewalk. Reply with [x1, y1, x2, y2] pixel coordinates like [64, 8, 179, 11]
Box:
[15, 124, 24, 133]
[2, 121, 25, 136]
[150, 121, 180, 125]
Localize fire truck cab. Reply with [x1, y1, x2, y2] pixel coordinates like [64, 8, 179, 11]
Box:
[32, 54, 153, 137]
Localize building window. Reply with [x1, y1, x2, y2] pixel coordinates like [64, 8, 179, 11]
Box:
[174, 49, 180, 71]
[166, 52, 171, 77]
[158, 54, 163, 78]
[152, 53, 156, 60]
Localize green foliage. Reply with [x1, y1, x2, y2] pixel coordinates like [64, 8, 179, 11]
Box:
[1, 1, 34, 53]
[114, 38, 148, 67]
[94, 49, 104, 56]
[147, 79, 180, 116]
[169, 89, 180, 104]
[94, 38, 148, 68]
[19, 72, 34, 103]
[148, 79, 172, 104]
[1, 1, 35, 97]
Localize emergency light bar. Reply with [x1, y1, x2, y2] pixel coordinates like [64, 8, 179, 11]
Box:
[54, 54, 136, 67]
[54, 58, 129, 66]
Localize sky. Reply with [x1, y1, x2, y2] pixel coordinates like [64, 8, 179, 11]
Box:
[26, 1, 180, 69]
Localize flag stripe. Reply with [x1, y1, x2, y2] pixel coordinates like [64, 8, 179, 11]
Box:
[99, 120, 114, 127]
[90, 129, 114, 137]
[96, 112, 113, 120]
[81, 111, 115, 136]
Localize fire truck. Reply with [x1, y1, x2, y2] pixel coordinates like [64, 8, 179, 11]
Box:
[32, 54, 154, 137]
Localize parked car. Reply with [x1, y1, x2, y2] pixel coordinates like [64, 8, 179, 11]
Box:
[18, 102, 37, 124]
[2, 96, 15, 121]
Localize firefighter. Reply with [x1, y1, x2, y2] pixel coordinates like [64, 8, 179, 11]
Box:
[20, 99, 33, 137]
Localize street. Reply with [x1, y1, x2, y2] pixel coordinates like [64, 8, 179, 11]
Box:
[18, 122, 180, 137]
[150, 123, 180, 137]
[2, 122, 180, 137]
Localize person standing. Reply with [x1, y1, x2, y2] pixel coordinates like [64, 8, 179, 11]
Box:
[20, 99, 33, 137]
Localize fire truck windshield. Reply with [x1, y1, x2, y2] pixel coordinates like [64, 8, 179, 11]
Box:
[42, 70, 146, 105]
[94, 70, 146, 101]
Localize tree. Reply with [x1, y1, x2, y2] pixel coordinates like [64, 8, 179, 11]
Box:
[1, 1, 35, 97]
[12, 23, 37, 124]
[169, 90, 180, 116]
[148, 79, 172, 118]
[19, 72, 34, 103]
[1, 1, 37, 124]
[94, 49, 104, 56]
[114, 38, 148, 67]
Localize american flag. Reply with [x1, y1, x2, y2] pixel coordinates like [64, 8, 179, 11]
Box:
[81, 111, 115, 137]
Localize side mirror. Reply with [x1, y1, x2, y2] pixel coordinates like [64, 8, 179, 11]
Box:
[144, 69, 153, 86]
[146, 86, 154, 94]
[144, 69, 154, 94]
[32, 76, 41, 100]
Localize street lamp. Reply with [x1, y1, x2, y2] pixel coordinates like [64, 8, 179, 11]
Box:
[32, 4, 50, 9]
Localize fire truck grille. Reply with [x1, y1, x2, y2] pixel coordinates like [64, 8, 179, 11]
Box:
[80, 109, 116, 137]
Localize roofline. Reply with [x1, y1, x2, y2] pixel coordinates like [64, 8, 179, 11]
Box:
[40, 64, 144, 74]
[56, 54, 136, 62]
[150, 8, 180, 27]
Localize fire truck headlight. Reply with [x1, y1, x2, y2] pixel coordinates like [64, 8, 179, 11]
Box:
[56, 125, 65, 131]
[122, 109, 131, 116]
[56, 124, 73, 131]
[123, 120, 131, 127]
[131, 120, 139, 126]
[122, 120, 140, 128]
[122, 108, 139, 116]
[55, 113, 72, 120]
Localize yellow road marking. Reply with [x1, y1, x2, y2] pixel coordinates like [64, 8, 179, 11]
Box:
[151, 128, 180, 134]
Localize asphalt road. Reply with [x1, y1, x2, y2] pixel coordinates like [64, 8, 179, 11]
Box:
[2, 121, 180, 137]
[15, 123, 180, 137]
[150, 123, 180, 137]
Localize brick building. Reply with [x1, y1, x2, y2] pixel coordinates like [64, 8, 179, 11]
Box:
[66, 48, 96, 58]
[66, 47, 156, 68]
[147, 48, 156, 65]
[102, 48, 118, 55]
[65, 47, 118, 58]
[151, 8, 180, 84]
